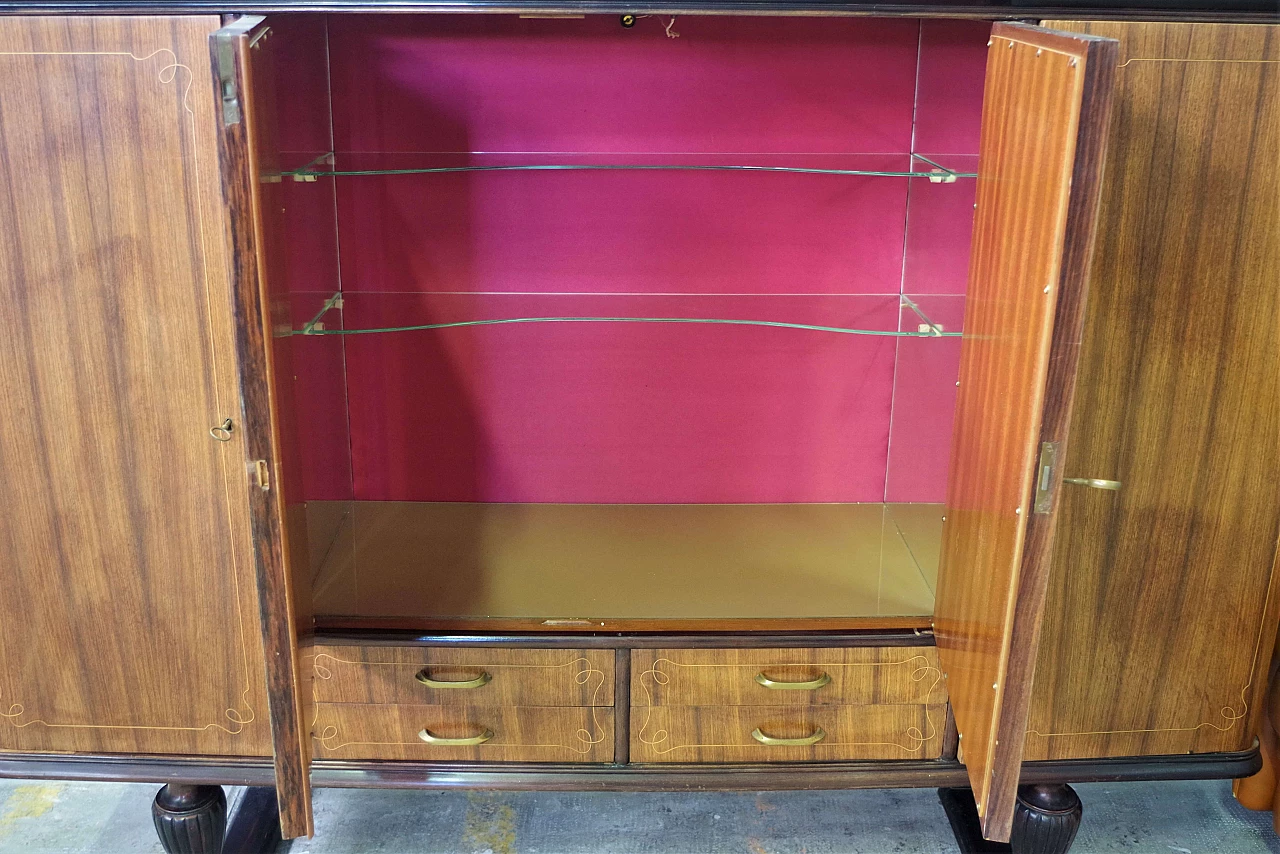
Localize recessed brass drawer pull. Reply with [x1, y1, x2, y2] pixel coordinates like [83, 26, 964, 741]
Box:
[414, 670, 492, 689]
[751, 726, 827, 747]
[418, 726, 494, 746]
[754, 672, 831, 690]
[1063, 477, 1122, 491]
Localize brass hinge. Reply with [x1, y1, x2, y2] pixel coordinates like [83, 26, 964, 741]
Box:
[216, 38, 241, 126]
[1033, 441, 1060, 514]
[251, 459, 271, 492]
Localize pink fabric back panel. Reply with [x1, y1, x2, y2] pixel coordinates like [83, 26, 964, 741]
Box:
[303, 16, 989, 504]
[345, 294, 898, 503]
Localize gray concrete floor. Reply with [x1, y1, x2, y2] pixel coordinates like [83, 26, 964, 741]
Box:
[1, 778, 1277, 853]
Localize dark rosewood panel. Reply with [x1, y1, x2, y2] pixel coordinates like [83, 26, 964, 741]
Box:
[211, 15, 314, 838]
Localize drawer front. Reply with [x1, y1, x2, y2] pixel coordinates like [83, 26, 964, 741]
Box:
[631, 704, 946, 763]
[313, 646, 614, 707]
[632, 647, 944, 707]
[312, 703, 614, 762]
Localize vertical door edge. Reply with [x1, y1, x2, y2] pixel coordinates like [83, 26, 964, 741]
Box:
[210, 14, 314, 840]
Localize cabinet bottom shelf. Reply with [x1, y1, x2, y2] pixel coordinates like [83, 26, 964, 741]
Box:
[308, 501, 941, 632]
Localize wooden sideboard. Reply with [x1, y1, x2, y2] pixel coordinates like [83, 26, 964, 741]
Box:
[0, 6, 1276, 854]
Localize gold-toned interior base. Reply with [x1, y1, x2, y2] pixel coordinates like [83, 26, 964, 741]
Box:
[308, 501, 942, 627]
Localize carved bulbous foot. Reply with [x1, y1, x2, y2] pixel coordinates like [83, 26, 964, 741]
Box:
[152, 784, 228, 854]
[1010, 784, 1082, 854]
[939, 784, 1083, 854]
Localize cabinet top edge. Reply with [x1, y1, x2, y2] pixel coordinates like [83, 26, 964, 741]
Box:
[0, 3, 1274, 22]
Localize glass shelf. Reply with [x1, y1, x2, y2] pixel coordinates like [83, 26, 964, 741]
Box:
[281, 151, 978, 183]
[293, 291, 961, 339]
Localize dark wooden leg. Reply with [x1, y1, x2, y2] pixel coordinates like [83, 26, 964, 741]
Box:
[222, 787, 285, 854]
[939, 785, 1083, 854]
[152, 784, 227, 854]
[1009, 784, 1083, 854]
[939, 787, 1009, 853]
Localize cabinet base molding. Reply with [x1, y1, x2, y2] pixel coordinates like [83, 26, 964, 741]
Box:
[0, 746, 1257, 789]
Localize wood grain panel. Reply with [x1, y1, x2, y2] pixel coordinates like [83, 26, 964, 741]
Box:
[314, 647, 614, 707]
[312, 703, 614, 762]
[1027, 22, 1280, 762]
[211, 16, 313, 837]
[630, 704, 946, 763]
[0, 16, 269, 757]
[631, 647, 945, 708]
[933, 23, 1116, 841]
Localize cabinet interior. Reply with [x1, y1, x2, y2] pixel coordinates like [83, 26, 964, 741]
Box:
[271, 14, 994, 631]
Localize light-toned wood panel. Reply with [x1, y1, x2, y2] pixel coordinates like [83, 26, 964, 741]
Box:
[934, 23, 1116, 841]
[1027, 22, 1280, 762]
[631, 647, 945, 708]
[314, 647, 614, 707]
[310, 501, 939, 627]
[630, 704, 946, 763]
[0, 16, 269, 757]
[311, 703, 614, 762]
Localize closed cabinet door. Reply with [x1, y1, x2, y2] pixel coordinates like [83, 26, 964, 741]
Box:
[1026, 22, 1280, 763]
[0, 16, 270, 758]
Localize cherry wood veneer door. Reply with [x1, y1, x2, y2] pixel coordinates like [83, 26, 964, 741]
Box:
[1026, 22, 1280, 762]
[0, 17, 271, 757]
[933, 23, 1117, 842]
[211, 16, 314, 839]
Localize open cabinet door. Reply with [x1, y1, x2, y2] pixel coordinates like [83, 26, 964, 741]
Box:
[934, 22, 1117, 842]
[211, 16, 314, 839]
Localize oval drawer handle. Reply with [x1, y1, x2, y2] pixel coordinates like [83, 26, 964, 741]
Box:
[415, 669, 492, 689]
[755, 672, 831, 690]
[752, 726, 826, 747]
[418, 727, 494, 746]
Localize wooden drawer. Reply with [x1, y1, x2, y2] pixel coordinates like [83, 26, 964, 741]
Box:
[632, 647, 945, 707]
[630, 704, 946, 763]
[312, 702, 614, 762]
[313, 646, 613, 707]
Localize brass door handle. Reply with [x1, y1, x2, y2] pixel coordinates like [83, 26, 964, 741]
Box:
[1063, 477, 1122, 491]
[752, 726, 826, 747]
[755, 672, 831, 691]
[415, 670, 492, 689]
[418, 727, 494, 746]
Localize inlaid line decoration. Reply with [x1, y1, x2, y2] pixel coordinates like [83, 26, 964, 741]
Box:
[0, 44, 257, 739]
[311, 653, 608, 754]
[1118, 57, 1280, 68]
[634, 655, 946, 756]
[1027, 557, 1280, 745]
